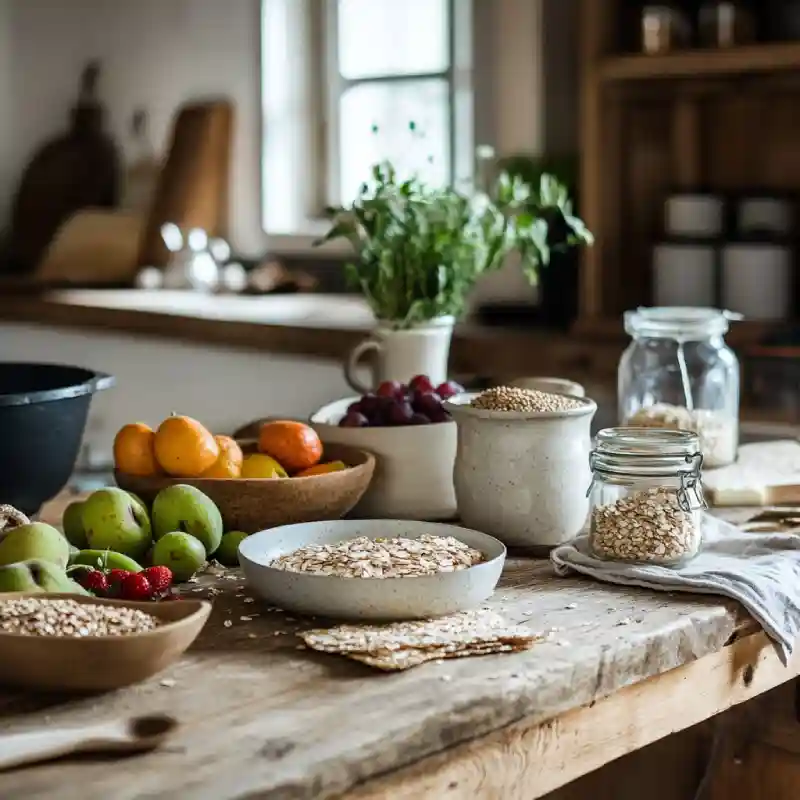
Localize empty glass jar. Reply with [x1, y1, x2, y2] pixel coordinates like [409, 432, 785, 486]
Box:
[588, 427, 707, 566]
[618, 307, 741, 468]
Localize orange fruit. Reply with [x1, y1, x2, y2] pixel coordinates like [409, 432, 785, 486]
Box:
[113, 423, 160, 476]
[257, 420, 323, 474]
[154, 415, 219, 477]
[294, 460, 347, 478]
[201, 435, 244, 479]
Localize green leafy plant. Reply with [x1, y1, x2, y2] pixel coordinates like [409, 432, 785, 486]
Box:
[316, 133, 593, 329]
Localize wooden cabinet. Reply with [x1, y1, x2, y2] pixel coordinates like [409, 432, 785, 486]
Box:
[578, 0, 800, 331]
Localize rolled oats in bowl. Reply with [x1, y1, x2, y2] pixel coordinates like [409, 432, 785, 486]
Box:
[0, 597, 160, 637]
[267, 534, 485, 579]
[239, 520, 507, 621]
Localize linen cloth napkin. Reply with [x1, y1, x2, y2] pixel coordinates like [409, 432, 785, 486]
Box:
[551, 513, 800, 665]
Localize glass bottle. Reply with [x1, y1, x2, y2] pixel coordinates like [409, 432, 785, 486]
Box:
[588, 427, 707, 566]
[618, 306, 741, 468]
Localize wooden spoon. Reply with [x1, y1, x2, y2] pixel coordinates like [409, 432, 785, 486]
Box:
[0, 714, 177, 772]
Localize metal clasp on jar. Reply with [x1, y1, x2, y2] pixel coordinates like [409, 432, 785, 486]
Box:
[677, 451, 707, 512]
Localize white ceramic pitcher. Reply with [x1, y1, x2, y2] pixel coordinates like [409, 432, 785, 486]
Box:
[344, 316, 454, 394]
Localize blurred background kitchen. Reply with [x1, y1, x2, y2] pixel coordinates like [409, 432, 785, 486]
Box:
[0, 0, 799, 478]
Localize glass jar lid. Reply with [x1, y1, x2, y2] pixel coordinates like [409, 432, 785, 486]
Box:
[589, 427, 706, 511]
[590, 427, 703, 479]
[624, 306, 743, 341]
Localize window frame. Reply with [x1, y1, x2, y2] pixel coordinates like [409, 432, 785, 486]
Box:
[259, 0, 475, 250]
[320, 0, 458, 209]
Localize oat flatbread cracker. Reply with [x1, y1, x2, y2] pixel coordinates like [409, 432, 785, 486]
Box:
[300, 610, 538, 654]
[299, 609, 543, 671]
[349, 643, 528, 671]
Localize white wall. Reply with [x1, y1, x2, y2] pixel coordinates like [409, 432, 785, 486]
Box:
[2, 0, 263, 252]
[0, 322, 353, 465]
[0, 0, 579, 258]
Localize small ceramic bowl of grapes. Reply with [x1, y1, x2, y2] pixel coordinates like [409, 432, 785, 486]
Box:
[309, 375, 463, 520]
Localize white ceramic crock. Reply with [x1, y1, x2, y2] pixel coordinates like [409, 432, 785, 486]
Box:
[444, 393, 597, 548]
[310, 397, 457, 520]
[344, 316, 455, 394]
[508, 376, 585, 397]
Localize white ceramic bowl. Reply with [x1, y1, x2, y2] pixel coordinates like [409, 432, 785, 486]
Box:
[309, 397, 457, 519]
[238, 519, 506, 621]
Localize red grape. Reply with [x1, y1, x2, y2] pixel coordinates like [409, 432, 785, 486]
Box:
[340, 412, 369, 428]
[376, 380, 404, 399]
[409, 374, 435, 394]
[347, 400, 362, 414]
[413, 391, 443, 416]
[359, 393, 381, 416]
[436, 380, 464, 400]
[387, 400, 414, 425]
[427, 406, 452, 423]
[409, 412, 431, 425]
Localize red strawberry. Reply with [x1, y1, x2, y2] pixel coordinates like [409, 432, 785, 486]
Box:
[105, 569, 132, 598]
[107, 568, 132, 585]
[141, 566, 173, 596]
[118, 572, 153, 602]
[76, 569, 109, 596]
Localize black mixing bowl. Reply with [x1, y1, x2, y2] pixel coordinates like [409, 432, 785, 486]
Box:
[0, 363, 115, 516]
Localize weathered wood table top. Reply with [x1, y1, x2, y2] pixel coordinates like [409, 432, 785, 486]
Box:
[0, 505, 796, 800]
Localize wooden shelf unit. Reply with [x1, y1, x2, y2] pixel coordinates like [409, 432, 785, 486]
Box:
[577, 0, 800, 328]
[601, 42, 800, 83]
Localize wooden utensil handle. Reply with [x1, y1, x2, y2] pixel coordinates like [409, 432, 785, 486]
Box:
[0, 726, 105, 772]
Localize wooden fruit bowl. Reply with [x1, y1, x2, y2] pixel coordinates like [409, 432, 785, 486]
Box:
[115, 442, 375, 534]
[0, 593, 211, 693]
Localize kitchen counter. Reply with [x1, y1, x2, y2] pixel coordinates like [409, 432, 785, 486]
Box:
[1, 496, 798, 799]
[0, 289, 624, 383]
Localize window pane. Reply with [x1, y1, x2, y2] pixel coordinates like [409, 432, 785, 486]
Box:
[337, 0, 449, 79]
[338, 79, 450, 205]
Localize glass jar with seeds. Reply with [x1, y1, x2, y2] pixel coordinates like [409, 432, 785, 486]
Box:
[587, 427, 707, 566]
[618, 307, 741, 468]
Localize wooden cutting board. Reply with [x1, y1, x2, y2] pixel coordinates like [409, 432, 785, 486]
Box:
[704, 440, 800, 506]
[34, 210, 144, 284]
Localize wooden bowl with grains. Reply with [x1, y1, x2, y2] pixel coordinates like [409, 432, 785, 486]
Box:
[0, 593, 211, 693]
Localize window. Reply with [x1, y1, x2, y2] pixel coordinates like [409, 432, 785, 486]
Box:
[326, 0, 454, 206]
[260, 0, 474, 246]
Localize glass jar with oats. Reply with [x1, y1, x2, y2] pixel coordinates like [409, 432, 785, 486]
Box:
[618, 307, 741, 468]
[588, 428, 707, 566]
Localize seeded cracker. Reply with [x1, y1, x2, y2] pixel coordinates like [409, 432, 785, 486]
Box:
[299, 610, 542, 672]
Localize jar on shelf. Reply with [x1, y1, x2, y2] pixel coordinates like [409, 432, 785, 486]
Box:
[618, 307, 741, 469]
[588, 427, 707, 566]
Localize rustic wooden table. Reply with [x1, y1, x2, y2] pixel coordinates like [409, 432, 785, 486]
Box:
[0, 499, 797, 799]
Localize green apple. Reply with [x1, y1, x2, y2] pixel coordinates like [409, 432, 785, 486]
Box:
[62, 501, 89, 548]
[127, 492, 150, 519]
[0, 523, 70, 568]
[0, 559, 88, 594]
[152, 532, 207, 582]
[216, 531, 250, 567]
[83, 487, 152, 559]
[152, 485, 223, 555]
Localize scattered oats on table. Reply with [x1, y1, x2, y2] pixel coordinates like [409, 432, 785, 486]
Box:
[299, 610, 543, 671]
[267, 535, 485, 578]
[470, 386, 584, 413]
[0, 598, 158, 637]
